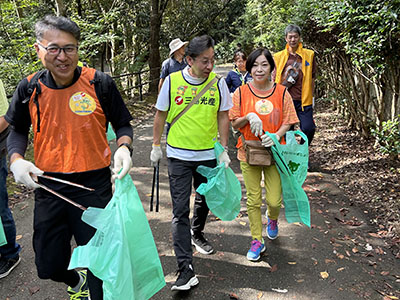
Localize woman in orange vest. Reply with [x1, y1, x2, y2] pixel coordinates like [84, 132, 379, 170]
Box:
[229, 48, 299, 261]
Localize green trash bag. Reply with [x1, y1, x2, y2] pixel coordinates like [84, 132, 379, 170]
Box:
[0, 217, 6, 246]
[265, 131, 310, 227]
[281, 130, 309, 186]
[68, 175, 165, 300]
[106, 123, 116, 141]
[196, 142, 241, 221]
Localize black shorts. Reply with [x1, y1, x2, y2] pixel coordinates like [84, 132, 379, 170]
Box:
[33, 167, 112, 279]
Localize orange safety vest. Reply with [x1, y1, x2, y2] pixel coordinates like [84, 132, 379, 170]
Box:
[27, 67, 111, 173]
[237, 83, 286, 149]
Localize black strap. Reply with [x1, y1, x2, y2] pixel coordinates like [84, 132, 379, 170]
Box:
[90, 71, 111, 124]
[23, 70, 46, 132]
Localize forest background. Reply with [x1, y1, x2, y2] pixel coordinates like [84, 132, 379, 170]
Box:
[0, 0, 399, 159]
[0, 0, 399, 253]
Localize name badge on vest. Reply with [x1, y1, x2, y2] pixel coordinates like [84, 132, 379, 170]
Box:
[69, 92, 97, 116]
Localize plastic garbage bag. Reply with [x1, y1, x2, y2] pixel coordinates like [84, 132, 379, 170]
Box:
[196, 142, 241, 221]
[106, 123, 116, 141]
[266, 131, 310, 227]
[0, 217, 6, 246]
[281, 130, 309, 186]
[68, 175, 165, 300]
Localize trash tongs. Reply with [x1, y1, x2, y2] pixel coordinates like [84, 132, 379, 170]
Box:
[150, 162, 160, 212]
[34, 174, 94, 211]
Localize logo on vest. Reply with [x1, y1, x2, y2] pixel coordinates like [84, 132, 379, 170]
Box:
[177, 85, 188, 95]
[255, 99, 273, 115]
[69, 92, 96, 116]
[174, 96, 183, 105]
[209, 87, 217, 97]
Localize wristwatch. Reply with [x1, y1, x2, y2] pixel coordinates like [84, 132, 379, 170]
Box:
[119, 143, 133, 156]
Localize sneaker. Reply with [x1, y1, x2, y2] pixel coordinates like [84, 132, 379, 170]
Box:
[246, 240, 266, 261]
[67, 270, 90, 300]
[171, 264, 199, 291]
[191, 232, 214, 255]
[0, 255, 21, 279]
[266, 218, 278, 240]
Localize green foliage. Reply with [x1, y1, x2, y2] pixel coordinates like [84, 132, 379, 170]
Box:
[0, 0, 48, 94]
[371, 115, 400, 159]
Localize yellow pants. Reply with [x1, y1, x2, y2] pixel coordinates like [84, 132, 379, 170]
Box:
[240, 161, 282, 241]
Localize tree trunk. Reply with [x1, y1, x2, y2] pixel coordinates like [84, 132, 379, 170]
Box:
[54, 0, 66, 16]
[76, 0, 82, 17]
[148, 0, 162, 95]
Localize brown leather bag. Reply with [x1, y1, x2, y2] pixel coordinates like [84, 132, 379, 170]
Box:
[241, 135, 273, 166]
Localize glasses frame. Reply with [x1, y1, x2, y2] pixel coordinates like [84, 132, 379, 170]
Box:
[37, 42, 79, 56]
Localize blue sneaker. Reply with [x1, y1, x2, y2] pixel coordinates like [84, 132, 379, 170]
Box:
[266, 218, 278, 240]
[246, 240, 266, 261]
[67, 270, 90, 300]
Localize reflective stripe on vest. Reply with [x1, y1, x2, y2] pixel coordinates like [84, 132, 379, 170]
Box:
[28, 67, 111, 172]
[166, 71, 220, 150]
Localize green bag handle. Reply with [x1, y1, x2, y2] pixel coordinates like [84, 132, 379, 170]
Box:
[287, 130, 308, 146]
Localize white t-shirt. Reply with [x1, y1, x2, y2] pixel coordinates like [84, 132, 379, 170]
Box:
[156, 66, 233, 161]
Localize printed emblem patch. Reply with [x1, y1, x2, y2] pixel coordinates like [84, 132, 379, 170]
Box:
[177, 86, 188, 95]
[305, 60, 310, 66]
[69, 92, 96, 116]
[175, 96, 183, 105]
[255, 99, 273, 115]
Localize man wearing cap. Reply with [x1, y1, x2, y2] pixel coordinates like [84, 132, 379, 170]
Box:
[158, 38, 188, 92]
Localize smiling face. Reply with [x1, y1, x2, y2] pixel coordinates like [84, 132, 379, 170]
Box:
[250, 54, 271, 86]
[285, 31, 300, 51]
[35, 29, 79, 87]
[235, 57, 246, 72]
[187, 47, 215, 79]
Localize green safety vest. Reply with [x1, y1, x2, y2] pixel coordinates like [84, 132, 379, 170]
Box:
[166, 71, 220, 151]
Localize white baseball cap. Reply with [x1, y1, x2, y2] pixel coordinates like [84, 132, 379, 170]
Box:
[169, 38, 188, 56]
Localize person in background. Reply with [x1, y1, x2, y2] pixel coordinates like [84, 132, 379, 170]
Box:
[158, 38, 188, 92]
[5, 15, 133, 300]
[0, 78, 21, 279]
[273, 24, 317, 147]
[229, 48, 298, 261]
[225, 51, 252, 94]
[150, 35, 232, 291]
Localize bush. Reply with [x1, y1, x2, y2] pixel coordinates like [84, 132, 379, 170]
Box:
[371, 115, 400, 160]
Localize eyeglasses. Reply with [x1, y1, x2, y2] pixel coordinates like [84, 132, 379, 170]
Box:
[37, 42, 78, 56]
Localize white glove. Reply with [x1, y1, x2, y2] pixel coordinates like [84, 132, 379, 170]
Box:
[261, 133, 280, 147]
[10, 158, 43, 189]
[218, 149, 231, 168]
[246, 112, 263, 137]
[113, 146, 132, 180]
[150, 144, 163, 167]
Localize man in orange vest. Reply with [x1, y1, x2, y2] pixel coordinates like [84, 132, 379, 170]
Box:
[5, 15, 133, 300]
[273, 24, 317, 147]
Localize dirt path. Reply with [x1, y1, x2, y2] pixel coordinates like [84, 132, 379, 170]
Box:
[0, 67, 399, 299]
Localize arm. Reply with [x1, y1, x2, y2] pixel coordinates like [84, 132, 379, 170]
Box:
[231, 115, 248, 131]
[217, 111, 229, 147]
[153, 110, 168, 145]
[158, 78, 165, 93]
[0, 116, 8, 134]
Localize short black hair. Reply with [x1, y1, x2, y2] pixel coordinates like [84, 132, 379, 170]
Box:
[35, 15, 81, 42]
[233, 51, 247, 62]
[186, 35, 215, 59]
[284, 24, 301, 37]
[246, 48, 275, 73]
